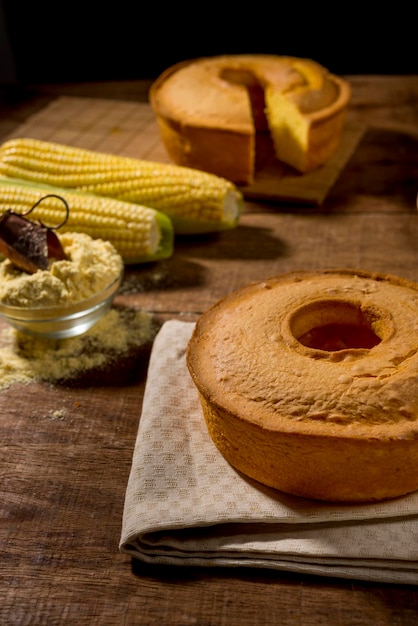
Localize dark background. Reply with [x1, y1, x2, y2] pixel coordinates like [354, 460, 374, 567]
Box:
[1, 2, 417, 86]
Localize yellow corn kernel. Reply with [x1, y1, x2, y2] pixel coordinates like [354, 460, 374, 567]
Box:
[0, 138, 243, 233]
[0, 179, 174, 264]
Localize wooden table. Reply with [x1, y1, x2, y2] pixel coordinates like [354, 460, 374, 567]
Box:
[1, 76, 418, 625]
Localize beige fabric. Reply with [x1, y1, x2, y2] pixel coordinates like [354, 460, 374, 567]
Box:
[120, 320, 418, 584]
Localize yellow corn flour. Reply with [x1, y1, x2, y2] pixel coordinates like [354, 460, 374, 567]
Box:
[0, 231, 157, 388]
[0, 306, 157, 389]
[0, 232, 124, 307]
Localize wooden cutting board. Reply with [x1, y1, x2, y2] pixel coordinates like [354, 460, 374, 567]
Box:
[6, 96, 365, 205]
[241, 124, 365, 204]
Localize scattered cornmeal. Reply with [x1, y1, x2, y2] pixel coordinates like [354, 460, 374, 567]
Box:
[0, 306, 158, 389]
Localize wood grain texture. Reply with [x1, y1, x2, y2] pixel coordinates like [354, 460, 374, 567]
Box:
[1, 76, 418, 626]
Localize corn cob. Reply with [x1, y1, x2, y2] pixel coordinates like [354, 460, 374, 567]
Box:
[0, 177, 174, 265]
[0, 138, 243, 234]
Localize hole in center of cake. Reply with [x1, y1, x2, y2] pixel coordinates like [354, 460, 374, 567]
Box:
[289, 300, 383, 352]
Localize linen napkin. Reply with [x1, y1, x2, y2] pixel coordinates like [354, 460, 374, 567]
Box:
[120, 320, 418, 585]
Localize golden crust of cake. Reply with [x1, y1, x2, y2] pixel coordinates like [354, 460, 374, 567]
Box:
[150, 55, 351, 184]
[186, 269, 418, 502]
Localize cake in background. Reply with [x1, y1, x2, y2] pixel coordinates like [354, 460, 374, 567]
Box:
[150, 54, 351, 185]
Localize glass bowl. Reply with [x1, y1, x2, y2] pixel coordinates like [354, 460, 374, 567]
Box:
[0, 273, 123, 339]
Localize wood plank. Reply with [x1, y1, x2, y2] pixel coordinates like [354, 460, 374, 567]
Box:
[2, 370, 418, 625]
[119, 211, 418, 315]
[2, 76, 418, 626]
[2, 377, 418, 625]
[242, 122, 365, 204]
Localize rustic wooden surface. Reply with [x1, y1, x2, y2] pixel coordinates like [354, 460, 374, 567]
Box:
[1, 75, 418, 626]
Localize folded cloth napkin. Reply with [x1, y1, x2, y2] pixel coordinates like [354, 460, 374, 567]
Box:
[120, 320, 418, 585]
